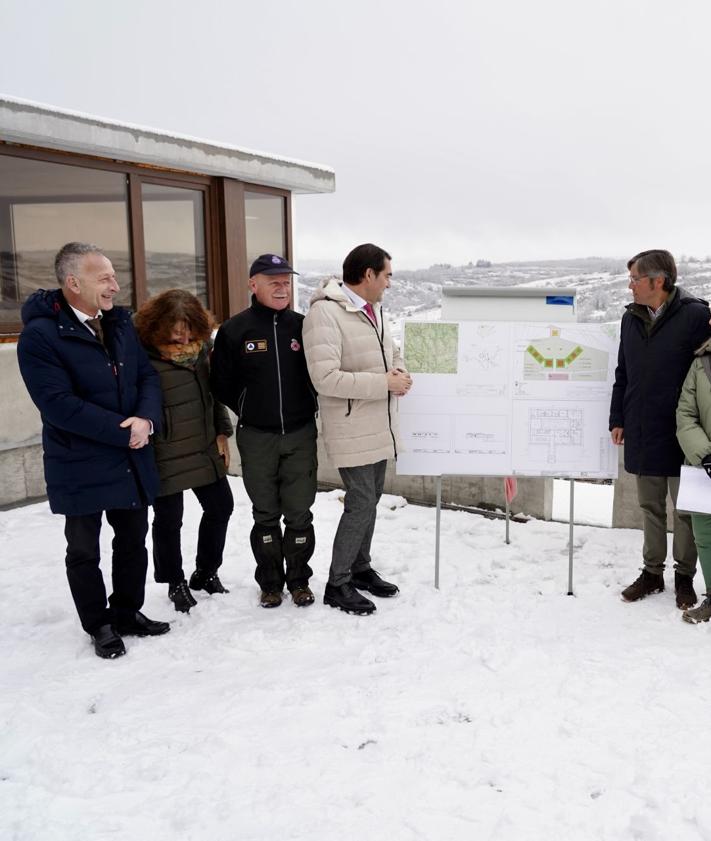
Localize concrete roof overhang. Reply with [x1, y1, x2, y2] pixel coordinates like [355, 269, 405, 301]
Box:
[0, 95, 335, 195]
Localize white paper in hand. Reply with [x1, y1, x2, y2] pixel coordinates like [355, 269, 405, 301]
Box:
[676, 464, 711, 515]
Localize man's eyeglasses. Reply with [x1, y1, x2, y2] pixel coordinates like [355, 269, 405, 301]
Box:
[628, 275, 649, 285]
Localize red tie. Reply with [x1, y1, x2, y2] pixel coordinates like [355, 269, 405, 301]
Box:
[363, 303, 376, 325]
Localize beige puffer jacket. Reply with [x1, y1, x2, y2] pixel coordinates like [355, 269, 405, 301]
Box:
[303, 278, 405, 468]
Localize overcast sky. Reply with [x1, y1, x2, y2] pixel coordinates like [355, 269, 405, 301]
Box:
[3, 0, 711, 269]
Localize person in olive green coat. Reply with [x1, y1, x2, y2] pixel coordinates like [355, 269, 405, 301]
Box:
[134, 290, 234, 613]
[676, 327, 711, 623]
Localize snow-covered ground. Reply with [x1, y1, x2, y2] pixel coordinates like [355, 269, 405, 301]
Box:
[2, 477, 709, 841]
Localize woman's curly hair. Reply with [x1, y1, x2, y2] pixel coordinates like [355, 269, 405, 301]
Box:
[134, 289, 215, 346]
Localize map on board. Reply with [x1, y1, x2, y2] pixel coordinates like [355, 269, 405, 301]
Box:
[396, 320, 619, 479]
[403, 322, 459, 374]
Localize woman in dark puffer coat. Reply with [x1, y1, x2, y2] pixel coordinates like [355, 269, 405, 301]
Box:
[134, 290, 234, 612]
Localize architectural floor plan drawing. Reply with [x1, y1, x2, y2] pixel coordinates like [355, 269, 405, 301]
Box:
[526, 407, 584, 464]
[397, 319, 619, 478]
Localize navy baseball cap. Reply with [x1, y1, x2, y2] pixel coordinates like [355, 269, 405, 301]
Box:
[249, 254, 299, 278]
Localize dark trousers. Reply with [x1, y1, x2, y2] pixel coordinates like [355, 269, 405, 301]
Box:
[237, 422, 317, 591]
[64, 508, 149, 634]
[330, 460, 387, 586]
[152, 476, 234, 585]
[635, 475, 697, 577]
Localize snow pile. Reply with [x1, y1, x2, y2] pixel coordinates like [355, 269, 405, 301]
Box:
[2, 478, 709, 841]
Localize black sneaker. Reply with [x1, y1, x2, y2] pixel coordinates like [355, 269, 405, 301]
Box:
[675, 572, 698, 610]
[169, 579, 198, 613]
[621, 569, 665, 602]
[351, 568, 399, 598]
[189, 570, 230, 594]
[324, 582, 376, 615]
[115, 611, 170, 637]
[91, 624, 126, 659]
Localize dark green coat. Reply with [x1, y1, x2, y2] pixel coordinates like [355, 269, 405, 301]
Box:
[148, 343, 233, 497]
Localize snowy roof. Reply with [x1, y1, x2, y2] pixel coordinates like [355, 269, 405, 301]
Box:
[0, 94, 335, 194]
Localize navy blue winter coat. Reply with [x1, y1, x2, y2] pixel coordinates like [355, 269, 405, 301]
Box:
[17, 289, 162, 516]
[609, 287, 711, 476]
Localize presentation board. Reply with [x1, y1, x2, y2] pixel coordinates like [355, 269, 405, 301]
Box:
[396, 319, 620, 479]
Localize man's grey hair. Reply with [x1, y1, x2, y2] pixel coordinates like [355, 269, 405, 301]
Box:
[627, 249, 677, 292]
[54, 242, 105, 286]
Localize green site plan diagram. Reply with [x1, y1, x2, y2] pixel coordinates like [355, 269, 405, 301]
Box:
[404, 322, 459, 374]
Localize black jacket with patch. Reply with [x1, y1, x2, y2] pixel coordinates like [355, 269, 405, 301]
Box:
[211, 298, 317, 433]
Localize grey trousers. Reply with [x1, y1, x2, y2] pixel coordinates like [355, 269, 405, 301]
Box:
[330, 460, 387, 586]
[636, 474, 697, 577]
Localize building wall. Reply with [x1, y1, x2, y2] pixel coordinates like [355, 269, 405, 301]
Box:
[0, 343, 45, 505]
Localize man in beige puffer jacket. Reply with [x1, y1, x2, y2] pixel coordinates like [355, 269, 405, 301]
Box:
[303, 243, 412, 614]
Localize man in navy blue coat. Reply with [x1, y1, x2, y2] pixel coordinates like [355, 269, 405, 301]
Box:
[18, 242, 170, 658]
[610, 249, 711, 609]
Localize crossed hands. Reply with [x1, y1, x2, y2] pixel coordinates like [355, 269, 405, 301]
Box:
[387, 368, 413, 397]
[120, 416, 152, 449]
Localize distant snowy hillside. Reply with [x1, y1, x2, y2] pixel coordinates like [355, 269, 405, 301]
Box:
[297, 257, 711, 324]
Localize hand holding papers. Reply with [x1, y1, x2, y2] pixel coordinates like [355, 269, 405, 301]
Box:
[677, 465, 711, 515]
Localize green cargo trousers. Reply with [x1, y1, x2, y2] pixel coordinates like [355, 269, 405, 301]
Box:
[690, 514, 711, 594]
[237, 421, 317, 530]
[237, 421, 318, 592]
[636, 475, 697, 577]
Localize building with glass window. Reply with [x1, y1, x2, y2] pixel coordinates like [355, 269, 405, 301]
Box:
[0, 95, 335, 506]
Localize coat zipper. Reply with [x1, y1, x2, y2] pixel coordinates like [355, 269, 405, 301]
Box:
[361, 308, 398, 459]
[273, 314, 285, 434]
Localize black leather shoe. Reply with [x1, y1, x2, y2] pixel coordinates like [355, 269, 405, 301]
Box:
[189, 570, 230, 594]
[324, 582, 376, 615]
[91, 624, 126, 659]
[115, 611, 170, 637]
[351, 568, 399, 598]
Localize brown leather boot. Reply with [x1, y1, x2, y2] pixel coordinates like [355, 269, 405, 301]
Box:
[621, 569, 664, 602]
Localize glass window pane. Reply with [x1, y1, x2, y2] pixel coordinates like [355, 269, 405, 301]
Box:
[142, 183, 206, 305]
[0, 154, 132, 329]
[245, 191, 285, 265]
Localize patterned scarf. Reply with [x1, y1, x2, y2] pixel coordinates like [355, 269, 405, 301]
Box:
[155, 339, 204, 369]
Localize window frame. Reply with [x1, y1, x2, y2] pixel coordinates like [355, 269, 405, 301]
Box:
[0, 143, 294, 338]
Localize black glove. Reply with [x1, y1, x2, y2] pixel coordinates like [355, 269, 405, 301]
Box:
[702, 454, 711, 479]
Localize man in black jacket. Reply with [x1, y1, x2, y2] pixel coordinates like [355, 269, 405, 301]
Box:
[610, 249, 711, 608]
[211, 254, 318, 608]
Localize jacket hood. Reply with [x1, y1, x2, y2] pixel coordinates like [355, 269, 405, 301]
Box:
[308, 277, 381, 313]
[21, 288, 64, 326]
[309, 277, 350, 308]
